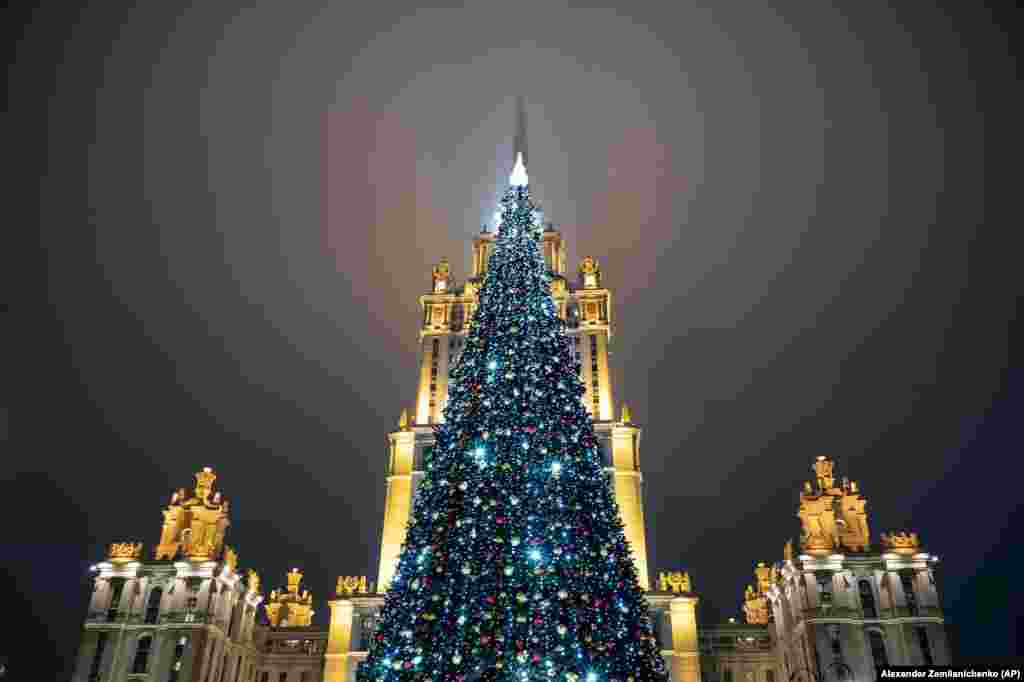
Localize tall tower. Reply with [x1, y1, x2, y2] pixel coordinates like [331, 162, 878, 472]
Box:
[376, 103, 650, 592]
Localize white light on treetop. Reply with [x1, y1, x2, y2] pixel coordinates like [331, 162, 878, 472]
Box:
[509, 152, 529, 187]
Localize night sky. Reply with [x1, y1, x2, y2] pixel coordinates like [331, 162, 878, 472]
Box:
[6, 0, 1021, 676]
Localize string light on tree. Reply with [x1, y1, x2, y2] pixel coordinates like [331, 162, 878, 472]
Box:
[357, 145, 666, 682]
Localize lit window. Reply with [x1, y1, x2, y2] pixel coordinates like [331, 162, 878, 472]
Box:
[868, 631, 889, 672]
[145, 586, 163, 624]
[859, 579, 877, 619]
[88, 632, 108, 682]
[131, 635, 153, 673]
[915, 626, 933, 665]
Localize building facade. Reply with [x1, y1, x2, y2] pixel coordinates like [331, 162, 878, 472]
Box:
[767, 457, 951, 681]
[73, 226, 950, 682]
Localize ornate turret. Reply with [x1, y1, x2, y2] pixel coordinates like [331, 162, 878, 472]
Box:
[265, 568, 314, 627]
[797, 456, 870, 553]
[154, 467, 231, 561]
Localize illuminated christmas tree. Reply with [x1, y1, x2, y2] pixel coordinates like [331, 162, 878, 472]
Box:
[358, 152, 667, 682]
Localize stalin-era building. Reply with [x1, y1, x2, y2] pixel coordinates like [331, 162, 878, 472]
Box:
[71, 158, 951, 682]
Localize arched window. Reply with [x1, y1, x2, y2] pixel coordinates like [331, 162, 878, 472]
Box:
[815, 571, 834, 605]
[145, 586, 163, 624]
[88, 632, 108, 682]
[868, 631, 889, 672]
[168, 636, 189, 682]
[900, 571, 919, 616]
[859, 579, 877, 619]
[132, 635, 153, 673]
[106, 577, 125, 622]
[915, 626, 933, 665]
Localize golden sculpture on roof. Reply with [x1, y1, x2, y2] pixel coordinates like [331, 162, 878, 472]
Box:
[336, 575, 368, 596]
[813, 455, 835, 491]
[195, 467, 217, 501]
[880, 531, 921, 553]
[247, 569, 261, 595]
[432, 257, 451, 292]
[578, 256, 601, 288]
[621, 404, 633, 424]
[108, 542, 142, 563]
[797, 456, 870, 553]
[266, 568, 314, 627]
[658, 571, 692, 593]
[223, 546, 238, 571]
[154, 467, 230, 561]
[743, 563, 772, 624]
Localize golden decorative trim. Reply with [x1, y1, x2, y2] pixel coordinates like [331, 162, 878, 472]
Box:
[108, 542, 142, 563]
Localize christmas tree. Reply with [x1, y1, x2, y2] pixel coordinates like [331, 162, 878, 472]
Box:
[358, 153, 667, 682]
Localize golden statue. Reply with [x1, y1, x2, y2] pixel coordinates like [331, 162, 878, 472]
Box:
[286, 568, 303, 593]
[798, 457, 870, 553]
[266, 568, 314, 627]
[743, 591, 769, 625]
[578, 256, 601, 288]
[223, 546, 238, 571]
[108, 542, 142, 563]
[881, 531, 921, 553]
[658, 571, 691, 593]
[743, 563, 772, 624]
[621, 404, 632, 424]
[195, 467, 217, 501]
[247, 569, 261, 594]
[783, 539, 794, 562]
[399, 409, 410, 430]
[336, 575, 368, 596]
[754, 562, 772, 594]
[154, 467, 230, 561]
[813, 456, 835, 491]
[432, 257, 451, 292]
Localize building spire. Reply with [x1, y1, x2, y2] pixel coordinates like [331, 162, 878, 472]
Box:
[514, 95, 528, 167]
[509, 96, 530, 187]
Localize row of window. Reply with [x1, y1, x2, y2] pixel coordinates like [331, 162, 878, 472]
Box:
[258, 672, 313, 682]
[785, 626, 933, 676]
[89, 633, 187, 679]
[428, 338, 440, 420]
[718, 668, 775, 682]
[816, 572, 922, 617]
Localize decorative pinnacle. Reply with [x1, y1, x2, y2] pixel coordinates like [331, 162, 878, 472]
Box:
[514, 95, 528, 166]
[509, 96, 529, 187]
[509, 151, 529, 187]
[287, 568, 303, 594]
[195, 467, 217, 500]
